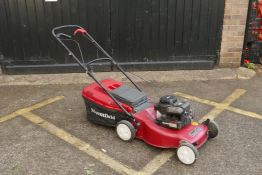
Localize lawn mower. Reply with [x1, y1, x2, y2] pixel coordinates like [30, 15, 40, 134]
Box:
[52, 25, 219, 165]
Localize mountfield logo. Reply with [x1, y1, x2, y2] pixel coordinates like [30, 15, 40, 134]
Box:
[91, 108, 116, 120]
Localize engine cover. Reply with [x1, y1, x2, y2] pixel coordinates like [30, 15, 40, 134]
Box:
[155, 95, 193, 129]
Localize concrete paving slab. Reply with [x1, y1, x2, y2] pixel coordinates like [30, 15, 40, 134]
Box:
[0, 68, 256, 86]
[0, 117, 119, 175]
[230, 78, 262, 114]
[236, 67, 257, 79]
[0, 85, 67, 116]
[147, 80, 241, 105]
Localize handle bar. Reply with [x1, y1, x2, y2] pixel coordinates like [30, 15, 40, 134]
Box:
[52, 25, 141, 91]
[56, 33, 72, 39]
[86, 58, 114, 65]
[52, 25, 143, 126]
[52, 25, 83, 36]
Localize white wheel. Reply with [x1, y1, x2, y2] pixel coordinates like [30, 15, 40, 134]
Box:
[116, 120, 136, 142]
[177, 142, 198, 165]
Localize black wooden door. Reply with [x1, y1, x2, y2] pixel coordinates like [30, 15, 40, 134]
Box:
[0, 0, 225, 74]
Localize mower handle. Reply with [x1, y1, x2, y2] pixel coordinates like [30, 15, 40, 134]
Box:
[52, 25, 143, 126]
[86, 58, 114, 65]
[52, 25, 84, 37]
[56, 33, 72, 39]
[52, 25, 142, 92]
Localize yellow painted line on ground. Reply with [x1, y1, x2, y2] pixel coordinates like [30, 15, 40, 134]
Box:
[136, 150, 174, 175]
[176, 89, 262, 120]
[174, 92, 220, 106]
[227, 106, 262, 120]
[16, 96, 64, 114]
[199, 89, 246, 122]
[0, 112, 19, 123]
[199, 108, 224, 122]
[222, 89, 246, 105]
[0, 96, 64, 123]
[21, 111, 137, 175]
[175, 89, 247, 122]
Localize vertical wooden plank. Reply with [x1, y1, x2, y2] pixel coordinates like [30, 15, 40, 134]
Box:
[95, 0, 105, 51]
[0, 1, 4, 54]
[125, 0, 136, 60]
[51, 0, 62, 26]
[69, 0, 79, 24]
[26, 0, 39, 58]
[119, 0, 129, 61]
[8, 0, 23, 59]
[174, 0, 185, 55]
[167, 0, 176, 53]
[118, 0, 138, 61]
[215, 0, 225, 52]
[207, 0, 219, 55]
[6, 0, 15, 57]
[159, 0, 168, 56]
[205, 0, 212, 56]
[44, 0, 63, 63]
[190, 0, 201, 55]
[35, 0, 48, 58]
[78, 0, 88, 26]
[90, 0, 99, 58]
[142, 0, 152, 60]
[61, 0, 71, 25]
[17, 0, 33, 59]
[87, 0, 97, 38]
[151, 0, 160, 59]
[198, 0, 209, 55]
[135, 0, 144, 61]
[111, 0, 120, 59]
[43, 0, 55, 59]
[118, 0, 130, 60]
[51, 0, 63, 62]
[0, 0, 14, 57]
[182, 0, 193, 55]
[103, 0, 111, 54]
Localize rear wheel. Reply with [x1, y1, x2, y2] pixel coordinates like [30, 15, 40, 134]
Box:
[116, 120, 136, 142]
[177, 142, 199, 165]
[207, 120, 219, 139]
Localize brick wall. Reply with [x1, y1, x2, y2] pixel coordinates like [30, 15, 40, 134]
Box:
[219, 0, 249, 67]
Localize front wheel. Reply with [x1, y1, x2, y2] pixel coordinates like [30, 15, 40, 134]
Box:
[177, 142, 199, 165]
[116, 120, 136, 142]
[207, 120, 219, 139]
